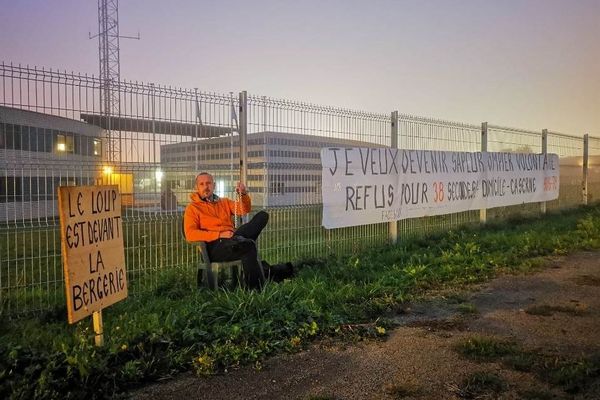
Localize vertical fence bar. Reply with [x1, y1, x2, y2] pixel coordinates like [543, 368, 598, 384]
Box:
[389, 111, 398, 244]
[194, 88, 199, 172]
[239, 91, 248, 186]
[589, 136, 600, 204]
[480, 122, 488, 223]
[583, 134, 589, 205]
[546, 131, 584, 210]
[541, 129, 548, 214]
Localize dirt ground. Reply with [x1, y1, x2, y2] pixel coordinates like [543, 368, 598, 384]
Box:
[132, 251, 600, 400]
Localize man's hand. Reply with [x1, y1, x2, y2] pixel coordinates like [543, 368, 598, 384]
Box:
[219, 230, 234, 239]
[235, 181, 248, 195]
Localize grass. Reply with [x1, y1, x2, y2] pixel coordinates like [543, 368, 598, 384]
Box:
[456, 336, 517, 361]
[443, 291, 471, 304]
[457, 303, 478, 314]
[457, 371, 507, 399]
[540, 355, 600, 392]
[504, 351, 538, 372]
[457, 335, 600, 394]
[1, 204, 600, 399]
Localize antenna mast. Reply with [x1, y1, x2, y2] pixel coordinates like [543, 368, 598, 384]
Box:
[91, 0, 139, 163]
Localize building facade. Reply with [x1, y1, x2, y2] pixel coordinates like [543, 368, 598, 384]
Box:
[161, 131, 378, 207]
[0, 106, 104, 221]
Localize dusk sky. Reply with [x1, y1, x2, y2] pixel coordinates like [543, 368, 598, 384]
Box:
[1, 0, 599, 136]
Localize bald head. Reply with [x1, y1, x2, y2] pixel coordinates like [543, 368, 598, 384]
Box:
[195, 172, 215, 199]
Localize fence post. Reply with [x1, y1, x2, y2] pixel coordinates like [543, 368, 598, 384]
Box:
[480, 122, 488, 223]
[541, 129, 548, 214]
[389, 111, 399, 244]
[194, 88, 200, 172]
[583, 133, 589, 205]
[239, 91, 248, 185]
[238, 91, 248, 223]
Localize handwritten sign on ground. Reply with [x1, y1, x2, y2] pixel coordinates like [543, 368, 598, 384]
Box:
[321, 148, 560, 229]
[58, 185, 127, 323]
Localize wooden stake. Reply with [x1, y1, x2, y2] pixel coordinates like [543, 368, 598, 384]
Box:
[93, 311, 104, 347]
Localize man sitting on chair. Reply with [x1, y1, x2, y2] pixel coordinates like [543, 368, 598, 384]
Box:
[184, 172, 268, 289]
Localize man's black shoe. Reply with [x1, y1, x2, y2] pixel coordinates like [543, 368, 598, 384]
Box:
[262, 261, 294, 282]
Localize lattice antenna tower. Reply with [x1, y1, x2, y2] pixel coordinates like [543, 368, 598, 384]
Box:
[90, 0, 139, 163]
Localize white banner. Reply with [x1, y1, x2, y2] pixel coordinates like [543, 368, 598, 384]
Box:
[321, 148, 560, 229]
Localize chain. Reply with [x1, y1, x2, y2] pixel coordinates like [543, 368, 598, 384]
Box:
[233, 189, 240, 228]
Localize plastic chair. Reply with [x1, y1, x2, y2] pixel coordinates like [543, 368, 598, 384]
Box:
[190, 240, 243, 289]
[183, 220, 243, 289]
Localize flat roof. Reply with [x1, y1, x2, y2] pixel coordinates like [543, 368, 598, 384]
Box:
[1, 106, 102, 136]
[80, 113, 234, 138]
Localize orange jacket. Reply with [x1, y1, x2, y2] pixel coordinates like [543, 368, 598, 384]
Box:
[184, 192, 251, 242]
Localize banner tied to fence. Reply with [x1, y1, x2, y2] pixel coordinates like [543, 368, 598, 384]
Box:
[58, 185, 128, 324]
[321, 148, 560, 229]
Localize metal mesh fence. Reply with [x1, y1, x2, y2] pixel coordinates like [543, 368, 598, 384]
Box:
[396, 115, 481, 237]
[589, 136, 600, 204]
[1, 63, 237, 314]
[487, 125, 542, 153]
[246, 95, 391, 262]
[0, 61, 596, 316]
[399, 115, 480, 152]
[486, 125, 544, 219]
[546, 131, 584, 210]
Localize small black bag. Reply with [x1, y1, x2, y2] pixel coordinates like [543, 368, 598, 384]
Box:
[262, 261, 295, 282]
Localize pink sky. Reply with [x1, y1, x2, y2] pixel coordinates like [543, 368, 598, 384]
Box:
[1, 0, 599, 136]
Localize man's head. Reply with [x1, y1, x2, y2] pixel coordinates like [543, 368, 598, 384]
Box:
[195, 172, 215, 200]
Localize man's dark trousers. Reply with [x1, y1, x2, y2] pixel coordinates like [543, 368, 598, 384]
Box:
[206, 211, 269, 289]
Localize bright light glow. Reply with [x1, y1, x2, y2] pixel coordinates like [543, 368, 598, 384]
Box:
[216, 179, 225, 197]
[93, 139, 101, 156]
[57, 143, 66, 152]
[155, 170, 164, 181]
[103, 166, 113, 175]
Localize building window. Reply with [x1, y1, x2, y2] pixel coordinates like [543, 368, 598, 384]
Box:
[65, 134, 74, 153]
[6, 124, 22, 150]
[0, 176, 23, 203]
[0, 121, 101, 156]
[55, 133, 75, 153]
[20, 126, 30, 151]
[93, 139, 102, 156]
[269, 181, 285, 195]
[43, 129, 53, 152]
[74, 135, 81, 155]
[0, 123, 5, 148]
[56, 134, 66, 152]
